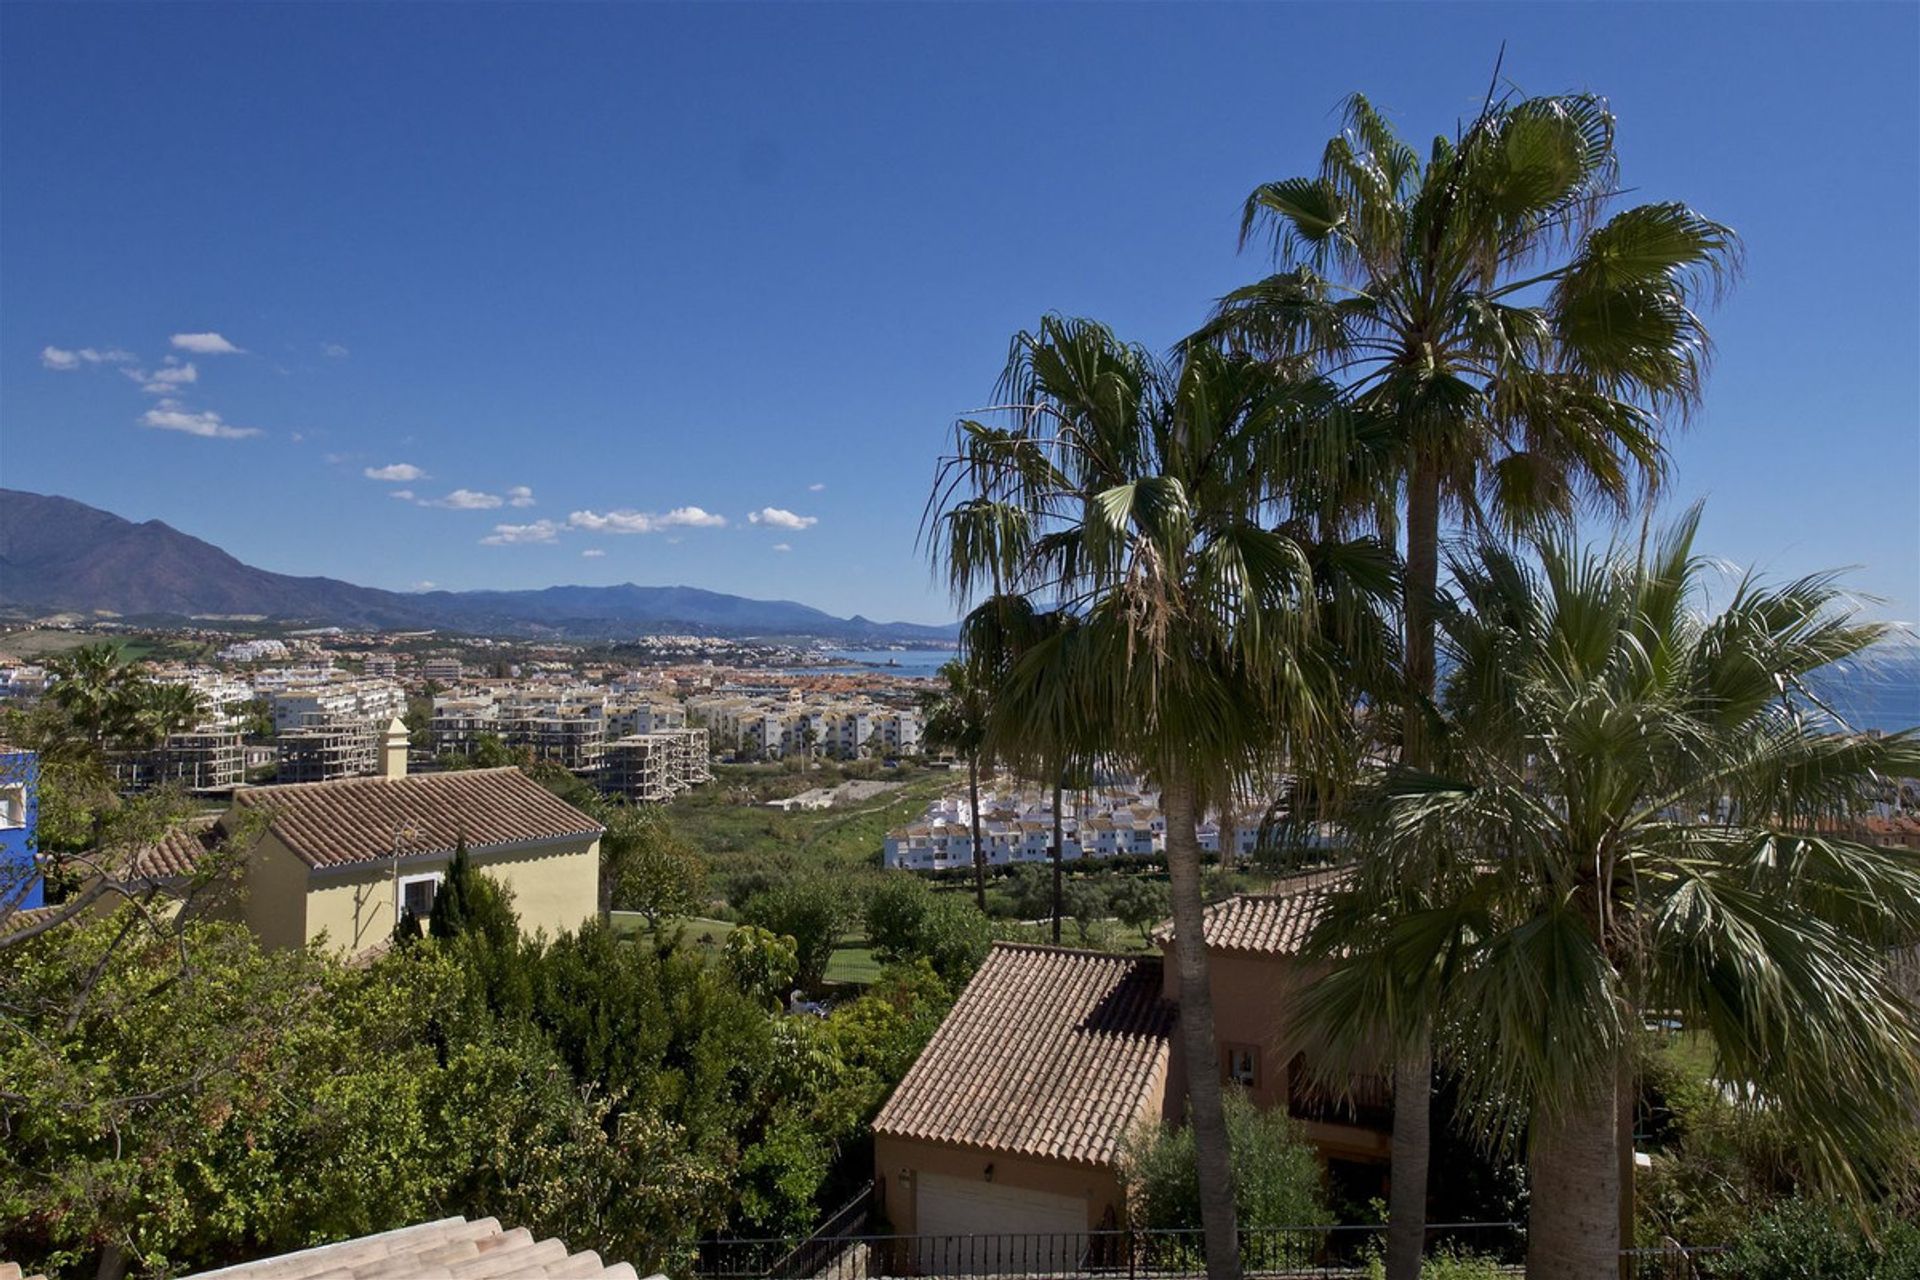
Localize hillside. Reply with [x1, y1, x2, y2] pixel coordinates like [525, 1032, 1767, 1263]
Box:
[0, 489, 955, 642]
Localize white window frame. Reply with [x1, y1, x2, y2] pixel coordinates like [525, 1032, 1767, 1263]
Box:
[0, 784, 25, 830]
[397, 871, 444, 920]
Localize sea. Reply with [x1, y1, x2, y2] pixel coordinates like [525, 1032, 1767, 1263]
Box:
[1806, 648, 1920, 735]
[781, 648, 958, 679]
[778, 646, 1918, 729]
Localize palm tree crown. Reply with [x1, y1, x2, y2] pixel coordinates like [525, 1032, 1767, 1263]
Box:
[1301, 509, 1920, 1276]
[1194, 90, 1739, 541]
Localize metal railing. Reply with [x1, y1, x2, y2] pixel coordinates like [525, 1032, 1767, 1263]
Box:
[697, 1222, 1528, 1279]
[760, 1188, 875, 1280]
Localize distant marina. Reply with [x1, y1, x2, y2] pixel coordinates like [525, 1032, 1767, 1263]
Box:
[782, 647, 958, 679]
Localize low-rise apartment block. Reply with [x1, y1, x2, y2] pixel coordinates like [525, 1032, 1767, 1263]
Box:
[884, 783, 1260, 870]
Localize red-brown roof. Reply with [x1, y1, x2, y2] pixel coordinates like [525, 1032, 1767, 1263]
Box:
[873, 943, 1172, 1167]
[1153, 868, 1350, 956]
[232, 767, 604, 870]
[135, 816, 223, 879]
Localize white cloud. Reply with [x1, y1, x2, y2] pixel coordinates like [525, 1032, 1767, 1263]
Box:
[389, 489, 416, 500]
[322, 343, 350, 358]
[170, 332, 243, 355]
[422, 489, 503, 510]
[808, 482, 826, 492]
[506, 485, 536, 508]
[364, 462, 428, 482]
[139, 401, 261, 440]
[127, 362, 198, 393]
[481, 519, 563, 546]
[411, 580, 437, 591]
[42, 345, 134, 371]
[772, 543, 793, 553]
[581, 548, 607, 558]
[748, 506, 818, 531]
[569, 506, 727, 534]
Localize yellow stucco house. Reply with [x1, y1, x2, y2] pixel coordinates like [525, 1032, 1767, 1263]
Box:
[141, 720, 605, 954]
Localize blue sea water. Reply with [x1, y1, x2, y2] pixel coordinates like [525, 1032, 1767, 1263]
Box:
[1806, 651, 1920, 735]
[784, 648, 958, 679]
[778, 646, 1918, 725]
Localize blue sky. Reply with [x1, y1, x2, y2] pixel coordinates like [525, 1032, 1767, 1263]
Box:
[4, 2, 1915, 627]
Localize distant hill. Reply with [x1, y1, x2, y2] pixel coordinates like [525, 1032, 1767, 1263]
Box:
[0, 489, 956, 642]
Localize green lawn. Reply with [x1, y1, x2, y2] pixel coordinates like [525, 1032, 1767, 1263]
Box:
[606, 911, 882, 988]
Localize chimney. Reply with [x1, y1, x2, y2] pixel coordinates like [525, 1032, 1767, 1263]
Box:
[381, 717, 409, 780]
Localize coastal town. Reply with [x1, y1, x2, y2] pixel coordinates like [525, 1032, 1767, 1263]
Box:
[3, 7, 1918, 1280]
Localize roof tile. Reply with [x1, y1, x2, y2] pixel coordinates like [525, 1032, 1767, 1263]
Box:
[1153, 869, 1350, 956]
[231, 767, 604, 869]
[873, 943, 1172, 1167]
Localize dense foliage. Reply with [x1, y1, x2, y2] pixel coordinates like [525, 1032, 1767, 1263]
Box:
[1705, 1201, 1920, 1280]
[1123, 1090, 1328, 1233]
[0, 885, 953, 1280]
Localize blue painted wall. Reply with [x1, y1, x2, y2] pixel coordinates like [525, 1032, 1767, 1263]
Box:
[0, 749, 42, 910]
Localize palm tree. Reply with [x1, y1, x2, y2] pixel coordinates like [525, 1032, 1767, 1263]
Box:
[126, 682, 208, 751]
[961, 599, 1089, 944]
[920, 658, 994, 910]
[930, 317, 1395, 1280]
[1191, 86, 1740, 1275]
[1300, 510, 1920, 1279]
[46, 642, 139, 750]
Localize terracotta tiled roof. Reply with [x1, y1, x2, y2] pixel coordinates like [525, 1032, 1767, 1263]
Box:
[180, 1216, 658, 1280]
[135, 816, 224, 880]
[1153, 868, 1351, 956]
[873, 943, 1172, 1167]
[232, 768, 604, 870]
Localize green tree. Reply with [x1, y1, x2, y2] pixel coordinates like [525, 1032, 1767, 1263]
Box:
[1302, 513, 1920, 1278]
[1111, 877, 1171, 944]
[920, 659, 995, 910]
[428, 839, 519, 948]
[1004, 863, 1055, 922]
[1060, 876, 1110, 945]
[866, 877, 991, 984]
[930, 317, 1395, 1280]
[601, 804, 707, 922]
[1194, 84, 1740, 1278]
[742, 878, 850, 990]
[725, 924, 799, 1009]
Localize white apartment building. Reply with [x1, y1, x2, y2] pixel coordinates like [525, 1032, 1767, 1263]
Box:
[269, 678, 407, 735]
[216, 638, 291, 663]
[884, 783, 1260, 871]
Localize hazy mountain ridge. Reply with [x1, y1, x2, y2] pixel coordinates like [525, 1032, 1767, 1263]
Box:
[0, 490, 957, 642]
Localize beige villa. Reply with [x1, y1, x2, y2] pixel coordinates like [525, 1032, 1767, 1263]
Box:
[138, 719, 604, 953]
[871, 869, 1387, 1263]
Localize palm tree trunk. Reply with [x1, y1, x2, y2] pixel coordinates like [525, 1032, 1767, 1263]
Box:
[1526, 1081, 1620, 1280]
[1385, 1036, 1431, 1280]
[1386, 456, 1443, 1280]
[968, 751, 986, 911]
[1402, 456, 1441, 764]
[1163, 768, 1242, 1280]
[1051, 773, 1064, 945]
[1617, 1055, 1636, 1279]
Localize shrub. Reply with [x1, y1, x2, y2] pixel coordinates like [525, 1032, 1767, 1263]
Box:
[1707, 1201, 1920, 1280]
[1123, 1089, 1328, 1234]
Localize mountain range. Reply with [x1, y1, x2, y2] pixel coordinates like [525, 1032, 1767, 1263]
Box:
[0, 490, 957, 643]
